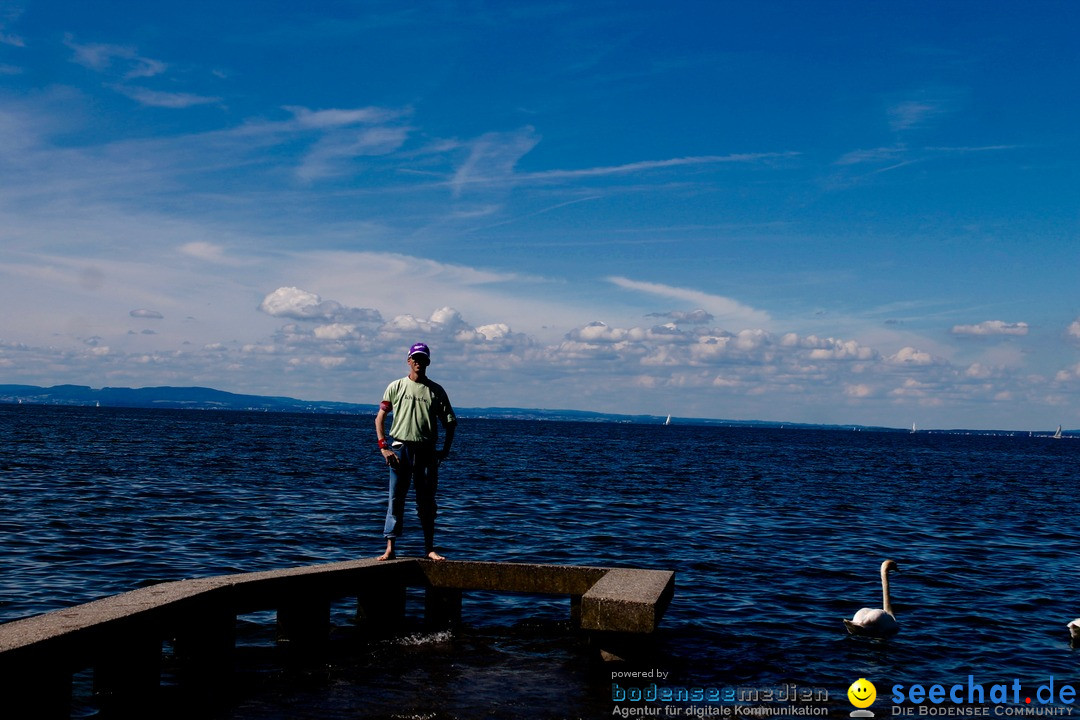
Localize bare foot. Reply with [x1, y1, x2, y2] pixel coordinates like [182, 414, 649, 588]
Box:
[426, 550, 446, 561]
[377, 550, 396, 561]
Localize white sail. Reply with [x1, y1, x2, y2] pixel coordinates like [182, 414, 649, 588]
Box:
[664, 414, 672, 426]
[1054, 425, 1063, 439]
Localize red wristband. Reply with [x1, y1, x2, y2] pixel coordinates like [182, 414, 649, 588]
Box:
[378, 438, 388, 449]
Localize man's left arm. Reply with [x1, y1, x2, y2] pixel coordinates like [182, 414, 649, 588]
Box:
[437, 387, 456, 461]
[438, 422, 455, 461]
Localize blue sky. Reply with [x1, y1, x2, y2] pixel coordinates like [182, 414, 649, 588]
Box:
[1, 1, 1078, 430]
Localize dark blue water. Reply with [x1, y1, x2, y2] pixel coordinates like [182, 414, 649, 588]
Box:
[3, 405, 1080, 719]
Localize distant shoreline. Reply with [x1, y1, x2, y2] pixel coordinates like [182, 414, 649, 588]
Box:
[0, 383, 1067, 436]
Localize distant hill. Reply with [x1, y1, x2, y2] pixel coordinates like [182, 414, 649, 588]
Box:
[0, 383, 743, 425]
[0, 383, 686, 423]
[0, 384, 370, 415]
[0, 383, 1034, 435]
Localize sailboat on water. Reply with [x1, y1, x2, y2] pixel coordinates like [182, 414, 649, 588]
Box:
[910, 422, 917, 434]
[1053, 425, 1063, 439]
[663, 414, 672, 426]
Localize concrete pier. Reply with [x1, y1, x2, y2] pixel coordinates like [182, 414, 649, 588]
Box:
[0, 559, 674, 716]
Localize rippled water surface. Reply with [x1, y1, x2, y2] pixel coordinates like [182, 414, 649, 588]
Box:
[3, 405, 1080, 718]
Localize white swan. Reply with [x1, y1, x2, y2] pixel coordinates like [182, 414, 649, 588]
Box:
[844, 559, 900, 637]
[1067, 619, 1080, 641]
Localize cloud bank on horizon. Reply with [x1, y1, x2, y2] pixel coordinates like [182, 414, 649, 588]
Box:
[0, 1, 1078, 430]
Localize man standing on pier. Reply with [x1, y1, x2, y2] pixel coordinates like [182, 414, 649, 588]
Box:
[374, 342, 457, 562]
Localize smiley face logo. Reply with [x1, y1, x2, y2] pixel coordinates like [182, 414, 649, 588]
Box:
[848, 678, 877, 709]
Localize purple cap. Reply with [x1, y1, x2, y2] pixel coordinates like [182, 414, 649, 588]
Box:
[407, 342, 430, 360]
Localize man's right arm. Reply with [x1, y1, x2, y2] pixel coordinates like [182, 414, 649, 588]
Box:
[375, 399, 397, 466]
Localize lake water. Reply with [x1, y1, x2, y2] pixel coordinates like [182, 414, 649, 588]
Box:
[3, 404, 1080, 719]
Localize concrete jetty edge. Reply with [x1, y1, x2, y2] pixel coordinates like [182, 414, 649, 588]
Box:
[0, 558, 675, 715]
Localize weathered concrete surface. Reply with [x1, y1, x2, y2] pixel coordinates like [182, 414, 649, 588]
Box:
[418, 560, 608, 595]
[0, 557, 675, 699]
[0, 557, 421, 680]
[580, 568, 675, 633]
[0, 558, 417, 657]
[1, 559, 674, 655]
[0, 577, 215, 654]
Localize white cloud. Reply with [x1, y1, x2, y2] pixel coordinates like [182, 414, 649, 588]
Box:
[607, 276, 771, 328]
[297, 126, 411, 181]
[440, 137, 798, 195]
[1067, 318, 1080, 341]
[130, 309, 164, 319]
[1056, 364, 1080, 382]
[111, 85, 220, 109]
[179, 242, 232, 264]
[318, 356, 347, 369]
[556, 324, 887, 386]
[66, 37, 115, 70]
[382, 308, 480, 346]
[524, 152, 799, 181]
[806, 338, 876, 361]
[886, 89, 962, 132]
[844, 384, 874, 398]
[889, 377, 935, 399]
[569, 321, 644, 344]
[888, 346, 937, 365]
[258, 287, 382, 324]
[835, 146, 906, 166]
[475, 323, 511, 340]
[313, 324, 359, 340]
[450, 127, 541, 196]
[647, 309, 714, 325]
[429, 307, 468, 328]
[951, 320, 1029, 337]
[0, 31, 25, 48]
[284, 106, 406, 129]
[62, 35, 220, 111]
[238, 105, 417, 181]
[888, 101, 943, 131]
[64, 35, 167, 78]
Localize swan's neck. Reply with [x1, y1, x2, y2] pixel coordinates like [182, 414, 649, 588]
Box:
[881, 567, 894, 616]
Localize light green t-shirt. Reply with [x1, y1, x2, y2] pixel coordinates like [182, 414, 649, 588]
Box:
[383, 376, 457, 444]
